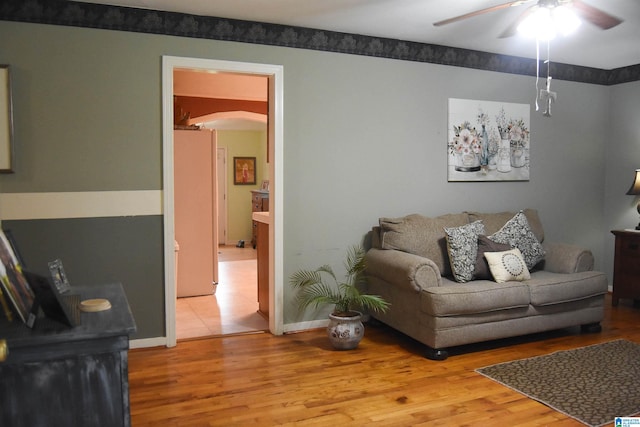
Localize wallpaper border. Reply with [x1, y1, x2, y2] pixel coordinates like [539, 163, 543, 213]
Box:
[1, 0, 638, 85]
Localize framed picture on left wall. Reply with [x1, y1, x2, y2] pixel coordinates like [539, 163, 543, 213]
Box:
[234, 157, 256, 185]
[0, 65, 14, 173]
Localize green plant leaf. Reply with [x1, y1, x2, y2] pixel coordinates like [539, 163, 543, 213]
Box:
[289, 245, 390, 315]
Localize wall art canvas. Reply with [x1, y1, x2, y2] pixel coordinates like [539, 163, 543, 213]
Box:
[234, 157, 256, 185]
[448, 98, 530, 182]
[0, 229, 35, 324]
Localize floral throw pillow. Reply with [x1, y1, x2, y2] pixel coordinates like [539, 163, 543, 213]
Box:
[484, 248, 531, 283]
[444, 220, 485, 283]
[489, 211, 545, 269]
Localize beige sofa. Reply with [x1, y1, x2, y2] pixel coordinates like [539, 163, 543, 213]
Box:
[364, 209, 608, 360]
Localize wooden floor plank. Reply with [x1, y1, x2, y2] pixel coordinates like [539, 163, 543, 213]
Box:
[130, 294, 640, 426]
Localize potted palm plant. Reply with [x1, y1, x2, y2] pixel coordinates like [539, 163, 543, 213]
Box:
[289, 245, 389, 350]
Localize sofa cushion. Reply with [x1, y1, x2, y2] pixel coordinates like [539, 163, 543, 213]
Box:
[526, 270, 608, 306]
[489, 211, 546, 270]
[484, 248, 531, 283]
[474, 235, 512, 279]
[379, 213, 469, 277]
[421, 278, 530, 316]
[467, 208, 544, 243]
[444, 220, 485, 283]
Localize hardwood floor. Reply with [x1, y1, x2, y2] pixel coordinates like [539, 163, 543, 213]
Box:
[129, 294, 640, 426]
[176, 245, 268, 339]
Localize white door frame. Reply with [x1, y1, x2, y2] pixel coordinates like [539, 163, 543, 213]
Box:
[216, 146, 227, 246]
[162, 56, 284, 347]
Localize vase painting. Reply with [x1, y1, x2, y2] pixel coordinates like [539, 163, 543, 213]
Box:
[448, 98, 530, 182]
[497, 136, 512, 173]
[455, 151, 481, 172]
[480, 124, 490, 167]
[451, 121, 482, 172]
[510, 142, 526, 168]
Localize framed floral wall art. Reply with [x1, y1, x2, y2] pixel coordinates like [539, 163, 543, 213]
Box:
[448, 98, 530, 182]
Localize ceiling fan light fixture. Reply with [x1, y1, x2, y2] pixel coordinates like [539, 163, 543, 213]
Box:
[517, 3, 581, 41]
[554, 5, 581, 36]
[518, 7, 556, 40]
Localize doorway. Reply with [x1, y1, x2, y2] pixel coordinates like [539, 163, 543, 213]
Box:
[174, 123, 266, 338]
[162, 56, 284, 347]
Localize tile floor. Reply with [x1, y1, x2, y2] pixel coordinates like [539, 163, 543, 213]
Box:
[176, 245, 268, 340]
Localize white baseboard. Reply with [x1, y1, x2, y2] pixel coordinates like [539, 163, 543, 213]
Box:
[130, 336, 167, 349]
[130, 320, 335, 348]
[283, 319, 329, 333]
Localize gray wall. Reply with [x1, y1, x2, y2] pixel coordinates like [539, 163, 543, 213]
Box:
[2, 217, 164, 338]
[605, 81, 640, 277]
[0, 20, 636, 337]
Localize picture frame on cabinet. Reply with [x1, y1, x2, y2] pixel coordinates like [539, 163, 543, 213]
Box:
[24, 270, 80, 327]
[234, 157, 256, 185]
[0, 65, 14, 173]
[0, 230, 35, 324]
[48, 259, 72, 294]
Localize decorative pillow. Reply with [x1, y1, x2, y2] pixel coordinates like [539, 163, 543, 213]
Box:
[474, 235, 512, 280]
[489, 211, 545, 269]
[444, 220, 485, 283]
[467, 208, 545, 243]
[484, 248, 531, 283]
[379, 213, 469, 277]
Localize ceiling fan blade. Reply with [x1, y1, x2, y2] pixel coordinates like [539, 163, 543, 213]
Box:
[571, 0, 623, 30]
[433, 0, 533, 27]
[498, 6, 535, 38]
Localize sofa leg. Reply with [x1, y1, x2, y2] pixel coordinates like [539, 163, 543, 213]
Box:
[425, 347, 449, 361]
[581, 322, 602, 333]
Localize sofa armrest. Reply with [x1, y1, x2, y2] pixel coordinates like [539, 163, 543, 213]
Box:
[541, 242, 594, 273]
[365, 248, 442, 292]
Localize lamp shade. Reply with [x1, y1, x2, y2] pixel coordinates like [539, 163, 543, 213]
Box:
[626, 169, 640, 195]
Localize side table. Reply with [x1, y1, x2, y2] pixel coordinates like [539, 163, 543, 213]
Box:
[611, 229, 640, 306]
[0, 282, 136, 426]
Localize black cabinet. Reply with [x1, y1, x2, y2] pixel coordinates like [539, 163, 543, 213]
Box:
[0, 283, 136, 427]
[611, 230, 640, 306]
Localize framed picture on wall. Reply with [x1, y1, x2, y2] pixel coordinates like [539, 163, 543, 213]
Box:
[234, 157, 256, 185]
[0, 65, 14, 173]
[447, 98, 530, 182]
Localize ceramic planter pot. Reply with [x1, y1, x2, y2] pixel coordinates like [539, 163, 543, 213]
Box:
[327, 311, 364, 350]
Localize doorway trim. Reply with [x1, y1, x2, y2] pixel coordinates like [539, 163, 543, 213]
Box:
[216, 146, 227, 246]
[162, 56, 284, 347]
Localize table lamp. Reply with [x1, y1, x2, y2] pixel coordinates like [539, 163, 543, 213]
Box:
[626, 169, 640, 230]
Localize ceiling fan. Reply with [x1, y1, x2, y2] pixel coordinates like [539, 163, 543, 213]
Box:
[433, 0, 623, 38]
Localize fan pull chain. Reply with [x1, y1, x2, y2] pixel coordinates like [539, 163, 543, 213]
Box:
[543, 39, 554, 117]
[535, 38, 540, 111]
[546, 39, 551, 82]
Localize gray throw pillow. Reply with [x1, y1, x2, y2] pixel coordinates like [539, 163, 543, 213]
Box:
[379, 213, 469, 277]
[474, 235, 512, 280]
